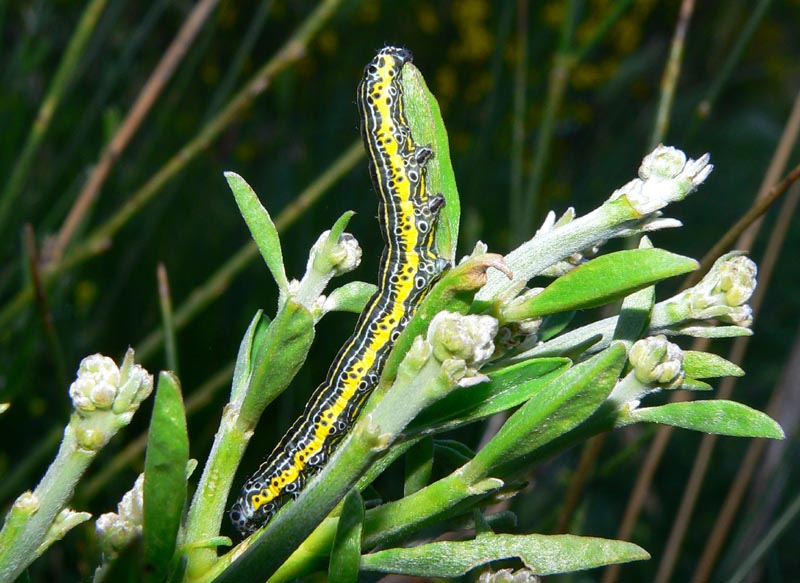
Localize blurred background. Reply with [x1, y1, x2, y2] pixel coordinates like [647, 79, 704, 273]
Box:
[0, 1, 798, 581]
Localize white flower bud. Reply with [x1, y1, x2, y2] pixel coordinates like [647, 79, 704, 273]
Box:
[95, 474, 144, 557]
[308, 230, 362, 277]
[685, 253, 757, 324]
[118, 474, 145, 525]
[89, 382, 117, 409]
[428, 312, 498, 365]
[630, 336, 684, 385]
[95, 512, 140, 555]
[331, 233, 362, 275]
[609, 146, 712, 215]
[70, 355, 122, 412]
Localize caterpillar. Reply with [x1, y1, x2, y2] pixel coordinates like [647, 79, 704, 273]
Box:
[229, 46, 447, 536]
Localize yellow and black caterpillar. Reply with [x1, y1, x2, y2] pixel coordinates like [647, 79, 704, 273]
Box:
[229, 47, 447, 536]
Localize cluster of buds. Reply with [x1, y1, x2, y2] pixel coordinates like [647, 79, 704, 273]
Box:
[629, 336, 685, 387]
[681, 253, 756, 327]
[653, 252, 757, 335]
[291, 224, 363, 313]
[95, 474, 144, 558]
[610, 145, 713, 216]
[68, 350, 153, 451]
[426, 311, 498, 388]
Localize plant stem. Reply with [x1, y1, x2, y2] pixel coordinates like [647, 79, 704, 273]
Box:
[648, 0, 695, 151]
[0, 0, 108, 231]
[0, 424, 94, 581]
[0, 0, 347, 334]
[50, 0, 221, 261]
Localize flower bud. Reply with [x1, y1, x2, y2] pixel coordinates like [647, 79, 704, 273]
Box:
[95, 474, 144, 557]
[428, 312, 497, 365]
[686, 253, 757, 323]
[69, 355, 120, 413]
[630, 336, 684, 385]
[610, 146, 712, 215]
[309, 229, 362, 277]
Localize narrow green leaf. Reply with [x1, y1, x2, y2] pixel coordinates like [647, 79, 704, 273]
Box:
[511, 249, 698, 319]
[433, 439, 475, 467]
[327, 210, 355, 243]
[407, 358, 569, 436]
[230, 310, 270, 403]
[613, 236, 655, 344]
[239, 300, 315, 428]
[225, 171, 289, 295]
[539, 310, 575, 342]
[360, 533, 649, 577]
[325, 281, 377, 314]
[402, 64, 460, 263]
[682, 350, 744, 379]
[467, 344, 627, 479]
[677, 325, 753, 338]
[677, 378, 713, 391]
[628, 400, 784, 439]
[404, 438, 433, 496]
[329, 489, 364, 583]
[143, 372, 189, 580]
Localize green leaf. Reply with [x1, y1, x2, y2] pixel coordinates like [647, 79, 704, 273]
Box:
[676, 325, 753, 338]
[404, 438, 433, 496]
[510, 249, 698, 319]
[627, 400, 784, 438]
[329, 489, 364, 583]
[467, 344, 627, 480]
[325, 281, 377, 314]
[360, 533, 649, 577]
[407, 358, 570, 436]
[402, 63, 460, 263]
[682, 351, 744, 379]
[143, 372, 189, 580]
[677, 378, 713, 391]
[539, 310, 575, 342]
[240, 300, 315, 428]
[434, 439, 476, 462]
[225, 171, 289, 296]
[230, 310, 270, 403]
[613, 243, 656, 345]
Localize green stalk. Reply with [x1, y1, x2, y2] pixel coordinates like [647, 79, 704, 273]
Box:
[0, 0, 347, 333]
[0, 0, 108, 231]
[0, 424, 94, 581]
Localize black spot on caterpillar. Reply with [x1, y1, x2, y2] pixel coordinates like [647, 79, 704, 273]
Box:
[229, 47, 447, 537]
